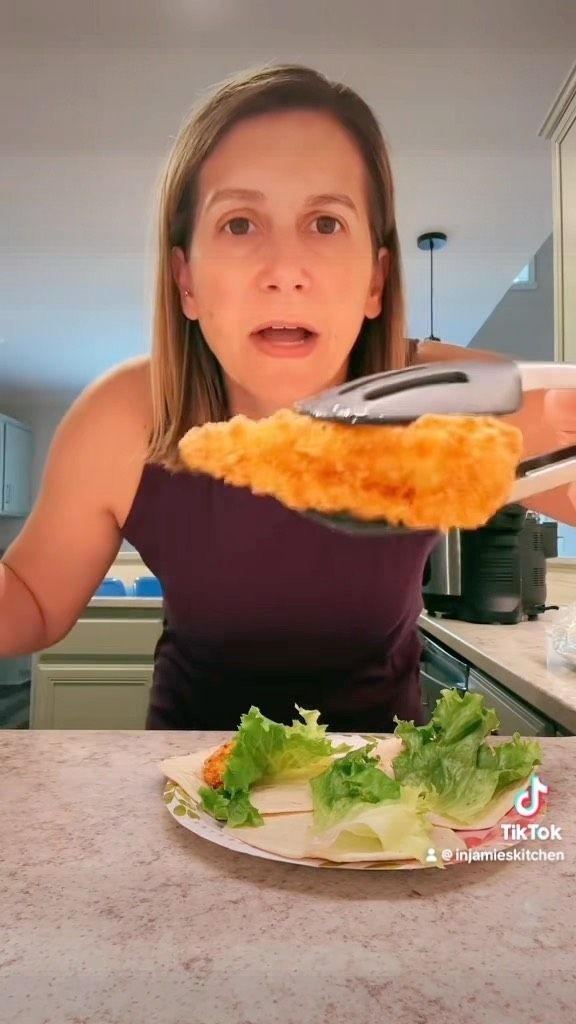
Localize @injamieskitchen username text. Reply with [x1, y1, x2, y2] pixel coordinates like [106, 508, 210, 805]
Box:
[439, 847, 565, 863]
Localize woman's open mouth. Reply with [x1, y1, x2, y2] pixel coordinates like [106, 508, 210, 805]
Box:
[250, 323, 319, 356]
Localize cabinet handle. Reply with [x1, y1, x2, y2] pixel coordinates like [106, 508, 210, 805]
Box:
[4, 482, 11, 507]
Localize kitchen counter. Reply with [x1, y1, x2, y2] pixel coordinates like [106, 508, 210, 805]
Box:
[2, 730, 575, 1024]
[419, 609, 576, 733]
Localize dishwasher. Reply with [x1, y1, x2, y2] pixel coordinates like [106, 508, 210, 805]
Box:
[467, 668, 556, 736]
[419, 634, 556, 735]
[420, 634, 468, 720]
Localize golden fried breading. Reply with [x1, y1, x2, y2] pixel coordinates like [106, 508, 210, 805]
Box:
[202, 740, 236, 789]
[178, 408, 523, 532]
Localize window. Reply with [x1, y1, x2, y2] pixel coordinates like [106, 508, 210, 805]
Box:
[511, 258, 537, 290]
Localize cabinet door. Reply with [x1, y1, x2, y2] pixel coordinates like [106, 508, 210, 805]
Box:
[2, 420, 33, 517]
[544, 68, 576, 361]
[31, 663, 153, 729]
[559, 111, 576, 361]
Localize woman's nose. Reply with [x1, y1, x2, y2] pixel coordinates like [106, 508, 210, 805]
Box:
[256, 239, 312, 292]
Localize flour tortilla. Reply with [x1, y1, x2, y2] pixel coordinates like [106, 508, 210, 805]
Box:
[373, 736, 404, 777]
[227, 811, 467, 864]
[229, 812, 313, 859]
[372, 737, 531, 831]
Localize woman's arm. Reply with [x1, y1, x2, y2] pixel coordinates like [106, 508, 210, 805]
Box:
[0, 362, 149, 655]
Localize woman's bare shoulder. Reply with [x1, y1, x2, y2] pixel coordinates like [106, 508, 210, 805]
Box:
[83, 355, 152, 411]
[63, 356, 154, 526]
[72, 356, 153, 445]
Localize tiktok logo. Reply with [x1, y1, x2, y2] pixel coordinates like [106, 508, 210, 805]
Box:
[514, 774, 549, 817]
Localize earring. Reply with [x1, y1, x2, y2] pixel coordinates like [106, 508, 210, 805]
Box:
[184, 289, 191, 297]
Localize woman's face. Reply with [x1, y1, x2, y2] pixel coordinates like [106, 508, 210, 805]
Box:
[172, 109, 389, 418]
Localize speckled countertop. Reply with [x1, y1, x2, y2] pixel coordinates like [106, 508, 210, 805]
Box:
[2, 731, 576, 1024]
[419, 610, 576, 732]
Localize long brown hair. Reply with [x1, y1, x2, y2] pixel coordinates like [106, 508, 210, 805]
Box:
[147, 61, 410, 469]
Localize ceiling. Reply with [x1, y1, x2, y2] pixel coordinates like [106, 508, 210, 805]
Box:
[1, 0, 575, 402]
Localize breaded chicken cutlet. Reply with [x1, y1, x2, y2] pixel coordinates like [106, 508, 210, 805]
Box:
[202, 739, 236, 789]
[178, 408, 523, 531]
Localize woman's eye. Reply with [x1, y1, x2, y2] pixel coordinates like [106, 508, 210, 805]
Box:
[222, 217, 254, 236]
[312, 216, 343, 235]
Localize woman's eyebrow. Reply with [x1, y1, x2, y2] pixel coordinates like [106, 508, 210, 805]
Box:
[204, 187, 358, 215]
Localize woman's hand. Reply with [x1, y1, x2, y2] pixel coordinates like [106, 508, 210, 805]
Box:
[544, 389, 576, 509]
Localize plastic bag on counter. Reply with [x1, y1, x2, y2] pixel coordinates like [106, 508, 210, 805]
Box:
[547, 603, 576, 671]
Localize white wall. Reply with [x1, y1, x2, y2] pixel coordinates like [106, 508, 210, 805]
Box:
[468, 234, 554, 360]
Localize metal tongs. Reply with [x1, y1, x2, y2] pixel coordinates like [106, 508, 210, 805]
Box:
[292, 360, 576, 535]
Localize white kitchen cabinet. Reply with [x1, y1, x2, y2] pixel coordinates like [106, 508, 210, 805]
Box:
[0, 414, 33, 518]
[30, 603, 163, 729]
[541, 63, 576, 362]
[31, 663, 153, 729]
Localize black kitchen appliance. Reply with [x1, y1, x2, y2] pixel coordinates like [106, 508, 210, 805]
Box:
[422, 504, 559, 624]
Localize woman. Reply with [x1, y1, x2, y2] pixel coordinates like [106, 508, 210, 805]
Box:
[1, 62, 575, 731]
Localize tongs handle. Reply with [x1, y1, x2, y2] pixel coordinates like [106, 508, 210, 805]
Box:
[517, 361, 576, 391]
[511, 444, 576, 502]
[509, 362, 576, 500]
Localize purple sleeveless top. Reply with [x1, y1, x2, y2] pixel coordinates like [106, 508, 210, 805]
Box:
[123, 464, 440, 732]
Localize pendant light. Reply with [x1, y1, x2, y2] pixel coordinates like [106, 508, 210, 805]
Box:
[417, 231, 447, 341]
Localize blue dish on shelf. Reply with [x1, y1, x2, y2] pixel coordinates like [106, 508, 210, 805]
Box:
[132, 576, 164, 598]
[94, 577, 127, 597]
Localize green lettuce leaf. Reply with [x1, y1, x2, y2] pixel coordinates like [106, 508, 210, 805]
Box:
[199, 786, 264, 828]
[310, 744, 403, 832]
[309, 746, 435, 863]
[476, 732, 543, 792]
[222, 705, 350, 793]
[200, 705, 350, 828]
[391, 689, 542, 825]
